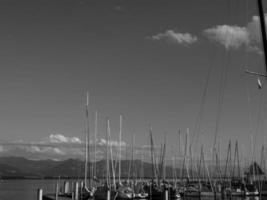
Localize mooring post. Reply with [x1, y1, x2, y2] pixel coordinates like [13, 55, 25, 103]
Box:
[75, 182, 79, 200]
[64, 181, 70, 194]
[149, 183, 152, 200]
[37, 188, 43, 200]
[55, 181, 59, 200]
[107, 188, 111, 200]
[164, 187, 169, 200]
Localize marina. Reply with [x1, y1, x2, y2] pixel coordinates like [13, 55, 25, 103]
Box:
[1, 0, 267, 200]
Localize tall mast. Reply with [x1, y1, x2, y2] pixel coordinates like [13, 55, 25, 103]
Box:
[257, 0, 267, 72]
[178, 129, 181, 182]
[86, 92, 91, 187]
[131, 133, 135, 184]
[162, 133, 166, 181]
[106, 118, 110, 187]
[119, 115, 122, 184]
[149, 126, 156, 184]
[94, 110, 98, 179]
[186, 128, 190, 180]
[85, 128, 88, 189]
[140, 147, 144, 180]
[107, 119, 116, 189]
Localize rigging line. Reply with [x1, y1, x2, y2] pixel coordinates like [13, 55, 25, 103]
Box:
[190, 41, 216, 150]
[213, 48, 230, 149]
[213, 0, 233, 149]
[244, 0, 253, 148]
[254, 89, 264, 159]
[245, 73, 253, 146]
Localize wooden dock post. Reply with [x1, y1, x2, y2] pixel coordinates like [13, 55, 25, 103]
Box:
[107, 188, 111, 200]
[37, 188, 43, 200]
[75, 182, 79, 200]
[55, 181, 59, 200]
[164, 188, 169, 200]
[64, 181, 70, 194]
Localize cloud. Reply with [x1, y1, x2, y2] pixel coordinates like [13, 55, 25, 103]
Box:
[0, 134, 128, 160]
[150, 30, 198, 45]
[44, 134, 82, 144]
[27, 145, 41, 153]
[203, 14, 267, 52]
[26, 145, 65, 155]
[98, 138, 126, 147]
[203, 25, 249, 49]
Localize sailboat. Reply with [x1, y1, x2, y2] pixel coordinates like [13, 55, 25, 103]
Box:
[81, 92, 95, 199]
[94, 118, 117, 200]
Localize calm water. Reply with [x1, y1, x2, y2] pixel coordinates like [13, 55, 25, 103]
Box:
[0, 179, 65, 200]
[0, 180, 267, 200]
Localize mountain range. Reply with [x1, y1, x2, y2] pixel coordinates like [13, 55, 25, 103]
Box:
[0, 156, 179, 179]
[0, 156, 252, 179]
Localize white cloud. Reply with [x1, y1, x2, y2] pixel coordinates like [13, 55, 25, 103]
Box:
[98, 138, 126, 147]
[27, 145, 41, 153]
[25, 145, 65, 155]
[0, 134, 129, 160]
[46, 134, 82, 144]
[151, 30, 198, 45]
[203, 14, 267, 52]
[203, 25, 249, 49]
[51, 147, 65, 155]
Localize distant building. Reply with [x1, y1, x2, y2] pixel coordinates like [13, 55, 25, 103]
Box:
[244, 162, 265, 182]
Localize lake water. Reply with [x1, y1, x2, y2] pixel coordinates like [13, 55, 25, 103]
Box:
[0, 180, 267, 200]
[0, 179, 64, 200]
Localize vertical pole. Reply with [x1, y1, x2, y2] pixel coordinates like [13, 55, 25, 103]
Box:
[94, 110, 98, 180]
[75, 182, 79, 200]
[106, 118, 110, 187]
[186, 128, 190, 180]
[257, 0, 267, 72]
[149, 182, 152, 200]
[107, 119, 116, 189]
[64, 181, 70, 194]
[164, 188, 169, 200]
[85, 129, 88, 189]
[119, 114, 122, 184]
[107, 188, 111, 200]
[178, 129, 181, 183]
[86, 92, 92, 188]
[37, 188, 43, 200]
[55, 181, 59, 200]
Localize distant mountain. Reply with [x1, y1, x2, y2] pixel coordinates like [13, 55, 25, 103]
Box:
[0, 156, 194, 179]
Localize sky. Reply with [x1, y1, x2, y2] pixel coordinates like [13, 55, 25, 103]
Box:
[0, 0, 267, 161]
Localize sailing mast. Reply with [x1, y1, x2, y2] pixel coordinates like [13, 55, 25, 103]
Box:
[87, 92, 92, 187]
[107, 119, 116, 189]
[85, 127, 88, 189]
[119, 115, 122, 184]
[257, 0, 267, 71]
[94, 110, 98, 179]
[84, 92, 90, 190]
[149, 126, 157, 185]
[106, 118, 110, 188]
